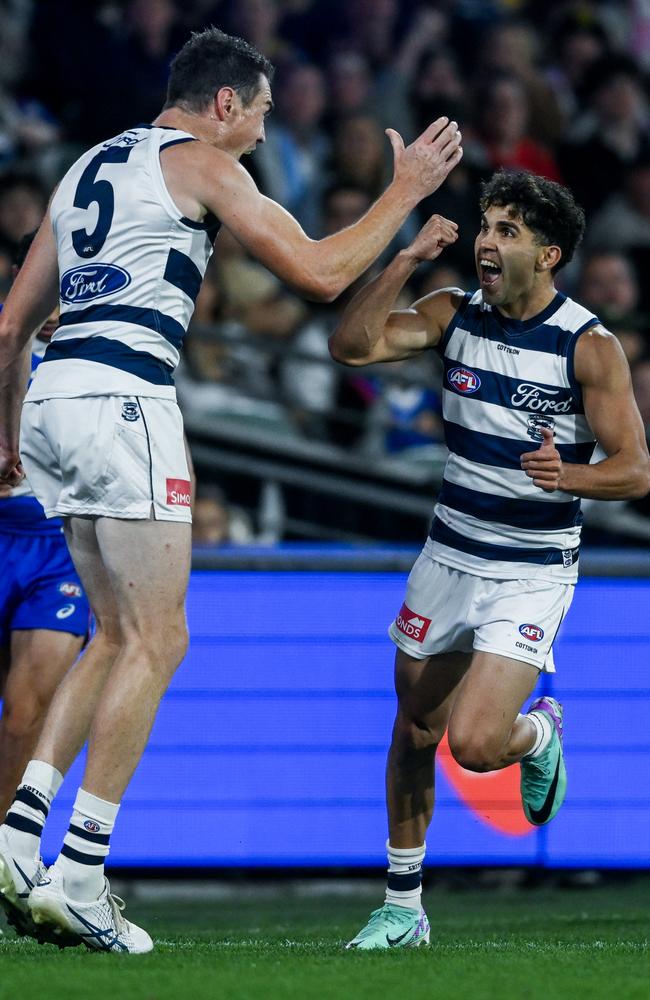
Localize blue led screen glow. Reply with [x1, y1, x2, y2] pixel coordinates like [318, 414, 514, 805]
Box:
[40, 572, 650, 868]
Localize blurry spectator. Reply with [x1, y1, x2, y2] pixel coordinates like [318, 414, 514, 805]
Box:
[543, 7, 610, 122]
[192, 485, 254, 545]
[477, 19, 564, 147]
[0, 173, 46, 258]
[465, 73, 562, 182]
[254, 62, 329, 232]
[585, 153, 650, 313]
[280, 184, 374, 443]
[577, 250, 641, 322]
[115, 0, 187, 125]
[329, 113, 388, 199]
[227, 0, 299, 65]
[409, 47, 467, 139]
[559, 53, 650, 215]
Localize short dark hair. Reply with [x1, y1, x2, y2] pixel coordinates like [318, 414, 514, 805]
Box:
[165, 26, 274, 112]
[480, 170, 586, 272]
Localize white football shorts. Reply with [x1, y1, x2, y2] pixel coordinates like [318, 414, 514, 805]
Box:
[388, 539, 575, 672]
[20, 395, 192, 522]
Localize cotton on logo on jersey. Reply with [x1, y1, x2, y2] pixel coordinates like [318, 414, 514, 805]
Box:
[447, 367, 481, 394]
[395, 604, 432, 642]
[166, 478, 191, 506]
[519, 623, 544, 642]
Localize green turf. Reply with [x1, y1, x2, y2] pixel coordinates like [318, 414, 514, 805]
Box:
[1, 878, 649, 1000]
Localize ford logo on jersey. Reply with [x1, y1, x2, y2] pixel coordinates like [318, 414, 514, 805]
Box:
[519, 623, 544, 642]
[448, 367, 481, 393]
[60, 263, 131, 303]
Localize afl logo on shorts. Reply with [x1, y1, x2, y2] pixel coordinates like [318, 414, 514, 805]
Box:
[59, 582, 82, 598]
[60, 263, 131, 303]
[519, 623, 544, 642]
[448, 367, 481, 394]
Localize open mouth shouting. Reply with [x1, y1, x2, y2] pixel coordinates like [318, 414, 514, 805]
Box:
[479, 257, 502, 290]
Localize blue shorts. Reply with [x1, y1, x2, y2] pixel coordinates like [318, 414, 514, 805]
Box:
[0, 530, 90, 646]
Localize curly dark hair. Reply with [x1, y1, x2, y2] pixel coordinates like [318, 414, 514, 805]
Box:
[480, 170, 586, 272]
[165, 27, 274, 112]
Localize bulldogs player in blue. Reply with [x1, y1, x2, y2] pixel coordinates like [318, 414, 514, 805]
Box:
[0, 27, 462, 953]
[0, 234, 89, 839]
[330, 170, 650, 950]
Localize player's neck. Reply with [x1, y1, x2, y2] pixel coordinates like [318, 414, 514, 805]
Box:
[495, 282, 558, 323]
[152, 108, 240, 158]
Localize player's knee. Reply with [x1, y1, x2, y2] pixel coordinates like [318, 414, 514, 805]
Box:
[0, 690, 48, 740]
[448, 728, 501, 773]
[392, 711, 443, 756]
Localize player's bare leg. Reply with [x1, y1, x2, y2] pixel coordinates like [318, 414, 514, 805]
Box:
[29, 516, 189, 953]
[447, 651, 566, 825]
[387, 650, 470, 849]
[33, 517, 123, 773]
[0, 629, 83, 820]
[446, 651, 539, 772]
[348, 650, 469, 950]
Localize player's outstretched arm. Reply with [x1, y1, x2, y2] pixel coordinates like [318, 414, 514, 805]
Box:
[0, 216, 59, 484]
[183, 118, 462, 301]
[520, 326, 650, 499]
[328, 213, 462, 366]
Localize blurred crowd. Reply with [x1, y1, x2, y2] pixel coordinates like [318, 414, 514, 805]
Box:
[1, 0, 650, 543]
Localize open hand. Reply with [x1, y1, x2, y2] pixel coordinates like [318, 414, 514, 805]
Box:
[520, 427, 563, 492]
[387, 117, 462, 204]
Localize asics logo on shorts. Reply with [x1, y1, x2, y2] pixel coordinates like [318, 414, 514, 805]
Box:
[56, 604, 76, 620]
[395, 604, 432, 642]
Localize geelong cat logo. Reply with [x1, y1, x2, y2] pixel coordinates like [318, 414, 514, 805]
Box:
[448, 367, 481, 394]
[60, 264, 131, 303]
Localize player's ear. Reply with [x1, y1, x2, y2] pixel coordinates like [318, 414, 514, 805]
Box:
[536, 244, 561, 272]
[214, 87, 236, 120]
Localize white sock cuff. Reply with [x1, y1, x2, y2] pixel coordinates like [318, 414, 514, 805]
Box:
[386, 840, 426, 863]
[75, 788, 120, 828]
[21, 760, 64, 803]
[525, 711, 553, 758]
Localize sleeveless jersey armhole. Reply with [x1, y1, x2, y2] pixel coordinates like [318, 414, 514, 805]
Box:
[566, 316, 598, 411]
[439, 290, 472, 354]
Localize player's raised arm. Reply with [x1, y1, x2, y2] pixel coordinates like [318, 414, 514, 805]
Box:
[0, 216, 59, 483]
[177, 118, 462, 302]
[520, 326, 650, 499]
[328, 213, 462, 366]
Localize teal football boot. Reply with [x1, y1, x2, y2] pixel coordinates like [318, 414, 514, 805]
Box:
[521, 697, 567, 826]
[347, 903, 430, 950]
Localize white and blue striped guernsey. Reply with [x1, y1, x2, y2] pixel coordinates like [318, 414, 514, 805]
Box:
[26, 125, 218, 403]
[430, 289, 598, 582]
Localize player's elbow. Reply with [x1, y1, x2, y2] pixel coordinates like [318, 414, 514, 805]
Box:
[328, 333, 368, 367]
[629, 456, 650, 499]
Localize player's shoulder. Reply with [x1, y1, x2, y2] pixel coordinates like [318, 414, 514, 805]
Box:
[574, 321, 628, 382]
[413, 286, 466, 321]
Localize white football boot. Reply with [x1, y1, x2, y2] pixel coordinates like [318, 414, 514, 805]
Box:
[29, 867, 153, 954]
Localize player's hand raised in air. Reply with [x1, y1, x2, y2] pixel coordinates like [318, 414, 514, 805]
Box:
[386, 117, 462, 205]
[520, 427, 564, 492]
[404, 214, 458, 264]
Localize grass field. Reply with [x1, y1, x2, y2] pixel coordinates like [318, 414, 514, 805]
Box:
[1, 875, 649, 1000]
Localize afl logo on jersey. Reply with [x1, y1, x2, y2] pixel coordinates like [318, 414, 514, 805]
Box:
[60, 263, 131, 303]
[448, 367, 481, 394]
[519, 623, 544, 642]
